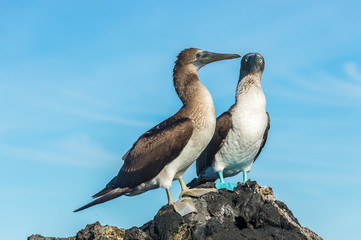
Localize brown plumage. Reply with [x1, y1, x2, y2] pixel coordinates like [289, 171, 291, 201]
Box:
[253, 112, 270, 162]
[74, 48, 240, 212]
[103, 118, 194, 190]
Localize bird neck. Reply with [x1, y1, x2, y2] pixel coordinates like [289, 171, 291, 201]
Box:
[173, 64, 203, 104]
[235, 73, 262, 103]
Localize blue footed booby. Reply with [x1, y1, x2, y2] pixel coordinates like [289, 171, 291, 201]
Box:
[74, 48, 240, 213]
[188, 53, 270, 191]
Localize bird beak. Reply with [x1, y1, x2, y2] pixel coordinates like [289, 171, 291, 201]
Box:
[199, 51, 241, 65]
[247, 54, 263, 72]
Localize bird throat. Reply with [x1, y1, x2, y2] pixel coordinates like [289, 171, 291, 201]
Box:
[236, 73, 262, 97]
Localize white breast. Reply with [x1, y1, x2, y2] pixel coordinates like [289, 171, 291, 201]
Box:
[156, 85, 216, 189]
[214, 85, 268, 177]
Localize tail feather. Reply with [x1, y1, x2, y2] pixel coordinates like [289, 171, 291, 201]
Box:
[92, 186, 115, 198]
[74, 187, 129, 212]
[92, 176, 118, 198]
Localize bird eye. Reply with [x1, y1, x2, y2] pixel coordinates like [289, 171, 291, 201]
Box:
[245, 58, 248, 63]
[196, 53, 201, 58]
[259, 59, 263, 63]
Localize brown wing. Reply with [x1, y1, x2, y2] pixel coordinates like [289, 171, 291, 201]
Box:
[113, 117, 194, 189]
[196, 110, 232, 175]
[253, 112, 270, 163]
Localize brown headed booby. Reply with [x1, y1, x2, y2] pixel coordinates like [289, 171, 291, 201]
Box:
[74, 48, 240, 212]
[188, 53, 270, 191]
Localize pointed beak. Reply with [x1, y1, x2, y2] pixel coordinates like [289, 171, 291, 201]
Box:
[200, 51, 241, 65]
[250, 55, 261, 72]
[246, 54, 263, 72]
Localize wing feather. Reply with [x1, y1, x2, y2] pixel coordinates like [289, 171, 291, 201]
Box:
[113, 117, 194, 189]
[253, 112, 270, 163]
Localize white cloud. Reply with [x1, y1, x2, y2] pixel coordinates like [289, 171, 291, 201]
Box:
[343, 62, 361, 83]
[9, 84, 154, 128]
[0, 134, 121, 167]
[61, 88, 112, 109]
[267, 63, 361, 107]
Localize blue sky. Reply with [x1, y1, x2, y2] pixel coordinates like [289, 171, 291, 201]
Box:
[1, 1, 360, 239]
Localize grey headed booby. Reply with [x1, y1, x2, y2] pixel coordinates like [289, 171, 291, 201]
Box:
[74, 48, 240, 213]
[187, 53, 270, 191]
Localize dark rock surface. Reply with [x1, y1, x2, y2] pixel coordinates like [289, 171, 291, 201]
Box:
[28, 181, 322, 240]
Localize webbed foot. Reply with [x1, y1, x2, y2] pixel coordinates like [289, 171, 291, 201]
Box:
[179, 188, 217, 198]
[173, 198, 197, 216]
[215, 182, 237, 191]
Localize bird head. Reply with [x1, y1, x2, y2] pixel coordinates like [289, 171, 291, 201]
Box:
[175, 48, 241, 70]
[241, 53, 265, 74]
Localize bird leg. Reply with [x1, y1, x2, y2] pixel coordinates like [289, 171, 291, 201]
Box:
[215, 171, 237, 191]
[166, 187, 197, 216]
[219, 171, 225, 183]
[243, 171, 249, 183]
[166, 188, 174, 204]
[178, 176, 216, 198]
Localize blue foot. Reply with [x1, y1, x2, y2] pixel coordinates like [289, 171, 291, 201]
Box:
[216, 182, 237, 191]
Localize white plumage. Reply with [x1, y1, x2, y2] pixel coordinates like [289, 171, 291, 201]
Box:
[215, 84, 268, 177]
[188, 52, 269, 188]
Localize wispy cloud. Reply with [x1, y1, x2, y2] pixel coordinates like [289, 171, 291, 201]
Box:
[5, 83, 154, 128]
[0, 134, 120, 167]
[267, 62, 361, 107]
[343, 62, 361, 83]
[42, 99, 153, 127]
[61, 88, 112, 109]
